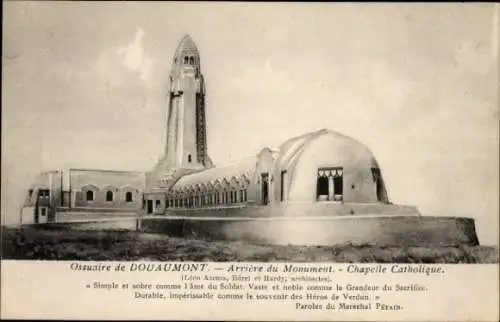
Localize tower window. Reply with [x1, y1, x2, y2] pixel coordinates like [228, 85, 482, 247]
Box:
[125, 191, 133, 202]
[106, 191, 114, 202]
[188, 154, 192, 163]
[189, 56, 195, 65]
[184, 56, 189, 64]
[86, 190, 94, 201]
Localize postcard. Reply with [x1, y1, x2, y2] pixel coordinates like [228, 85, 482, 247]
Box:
[2, 2, 499, 321]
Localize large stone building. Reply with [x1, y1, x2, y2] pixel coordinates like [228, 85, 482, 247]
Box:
[20, 34, 480, 247]
[21, 34, 422, 224]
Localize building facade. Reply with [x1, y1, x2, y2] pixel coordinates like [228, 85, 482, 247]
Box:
[21, 169, 145, 224]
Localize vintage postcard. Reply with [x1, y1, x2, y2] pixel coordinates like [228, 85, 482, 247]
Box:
[1, 2, 499, 321]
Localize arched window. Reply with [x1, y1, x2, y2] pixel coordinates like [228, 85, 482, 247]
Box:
[316, 176, 329, 200]
[86, 190, 94, 201]
[125, 191, 133, 202]
[106, 191, 113, 202]
[189, 56, 195, 65]
[334, 176, 343, 197]
[184, 56, 189, 64]
[188, 154, 192, 163]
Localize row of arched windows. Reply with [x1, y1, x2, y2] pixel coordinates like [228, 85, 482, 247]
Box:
[85, 190, 134, 203]
[166, 188, 248, 209]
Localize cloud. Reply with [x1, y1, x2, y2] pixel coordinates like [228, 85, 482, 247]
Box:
[231, 58, 294, 93]
[95, 27, 154, 86]
[117, 28, 153, 81]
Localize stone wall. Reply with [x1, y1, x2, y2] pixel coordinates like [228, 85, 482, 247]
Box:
[139, 215, 480, 246]
[280, 202, 420, 217]
[163, 202, 420, 218]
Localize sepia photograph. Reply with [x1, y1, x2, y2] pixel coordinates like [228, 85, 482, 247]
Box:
[2, 2, 499, 265]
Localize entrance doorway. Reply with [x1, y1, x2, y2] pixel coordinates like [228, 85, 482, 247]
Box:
[147, 200, 153, 214]
[261, 173, 269, 205]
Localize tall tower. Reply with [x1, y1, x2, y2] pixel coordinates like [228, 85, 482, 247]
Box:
[164, 34, 210, 170]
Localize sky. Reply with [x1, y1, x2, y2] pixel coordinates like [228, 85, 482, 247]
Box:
[2, 2, 499, 245]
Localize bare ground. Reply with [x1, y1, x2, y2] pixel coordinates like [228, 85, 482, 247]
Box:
[1, 226, 498, 263]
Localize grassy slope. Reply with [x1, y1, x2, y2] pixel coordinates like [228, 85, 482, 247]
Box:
[1, 227, 498, 263]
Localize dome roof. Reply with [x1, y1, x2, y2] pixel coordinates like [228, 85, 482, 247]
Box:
[276, 129, 375, 170]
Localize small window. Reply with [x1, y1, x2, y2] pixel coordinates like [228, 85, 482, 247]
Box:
[189, 56, 195, 65]
[28, 189, 34, 198]
[41, 208, 46, 216]
[280, 170, 287, 201]
[334, 175, 343, 197]
[184, 56, 189, 64]
[125, 191, 133, 202]
[371, 168, 384, 202]
[188, 154, 192, 163]
[316, 176, 329, 200]
[86, 190, 94, 201]
[106, 191, 114, 202]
